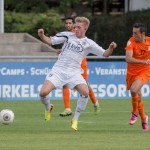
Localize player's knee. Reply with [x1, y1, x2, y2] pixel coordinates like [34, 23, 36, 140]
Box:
[39, 90, 47, 97]
[130, 87, 138, 96]
[82, 90, 89, 97]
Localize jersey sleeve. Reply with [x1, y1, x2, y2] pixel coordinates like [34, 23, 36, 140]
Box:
[50, 32, 68, 45]
[125, 38, 134, 51]
[89, 40, 105, 56]
[51, 32, 75, 45]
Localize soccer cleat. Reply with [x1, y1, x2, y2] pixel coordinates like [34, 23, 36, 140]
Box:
[129, 113, 138, 125]
[45, 104, 54, 122]
[142, 116, 149, 131]
[94, 104, 100, 115]
[59, 110, 72, 117]
[71, 119, 78, 131]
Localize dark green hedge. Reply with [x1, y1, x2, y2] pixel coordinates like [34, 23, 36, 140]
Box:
[4, 10, 64, 40]
[88, 9, 150, 55]
[4, 9, 150, 55]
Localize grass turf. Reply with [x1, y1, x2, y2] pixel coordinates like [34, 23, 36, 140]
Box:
[0, 99, 150, 150]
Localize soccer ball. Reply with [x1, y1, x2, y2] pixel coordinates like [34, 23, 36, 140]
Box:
[0, 109, 15, 125]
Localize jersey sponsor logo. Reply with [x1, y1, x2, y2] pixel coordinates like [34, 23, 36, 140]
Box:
[64, 42, 84, 53]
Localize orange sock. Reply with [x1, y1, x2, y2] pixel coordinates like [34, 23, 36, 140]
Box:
[63, 88, 70, 109]
[89, 90, 98, 105]
[138, 100, 146, 122]
[132, 95, 139, 114]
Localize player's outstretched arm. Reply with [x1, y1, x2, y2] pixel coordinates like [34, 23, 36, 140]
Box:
[103, 42, 117, 57]
[38, 28, 52, 46]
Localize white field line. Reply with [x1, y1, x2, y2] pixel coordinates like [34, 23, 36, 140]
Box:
[17, 110, 150, 115]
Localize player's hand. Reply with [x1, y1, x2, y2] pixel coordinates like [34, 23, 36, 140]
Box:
[109, 42, 117, 49]
[38, 28, 44, 37]
[56, 49, 62, 54]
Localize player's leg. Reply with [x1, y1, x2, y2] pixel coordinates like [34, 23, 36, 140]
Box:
[81, 58, 100, 114]
[71, 83, 89, 131]
[59, 85, 72, 117]
[138, 91, 149, 131]
[88, 84, 100, 114]
[39, 80, 55, 122]
[129, 79, 142, 125]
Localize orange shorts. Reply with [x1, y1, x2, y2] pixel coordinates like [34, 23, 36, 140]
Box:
[81, 58, 88, 80]
[126, 72, 150, 90]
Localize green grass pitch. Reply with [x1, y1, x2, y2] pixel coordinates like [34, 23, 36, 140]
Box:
[0, 99, 150, 150]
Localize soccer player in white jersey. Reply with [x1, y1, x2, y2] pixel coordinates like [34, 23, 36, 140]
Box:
[38, 16, 117, 131]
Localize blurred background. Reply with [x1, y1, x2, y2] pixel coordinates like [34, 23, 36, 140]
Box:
[1, 0, 150, 55]
[0, 0, 150, 100]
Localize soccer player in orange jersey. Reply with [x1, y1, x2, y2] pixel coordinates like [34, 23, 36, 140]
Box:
[58, 17, 100, 117]
[125, 22, 150, 131]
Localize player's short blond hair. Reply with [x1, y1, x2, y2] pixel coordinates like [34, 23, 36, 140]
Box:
[75, 17, 90, 29]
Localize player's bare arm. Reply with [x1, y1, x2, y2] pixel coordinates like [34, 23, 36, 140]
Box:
[38, 28, 52, 46]
[125, 50, 150, 64]
[103, 42, 117, 57]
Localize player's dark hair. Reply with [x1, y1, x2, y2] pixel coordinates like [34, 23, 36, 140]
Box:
[65, 17, 75, 23]
[133, 22, 147, 33]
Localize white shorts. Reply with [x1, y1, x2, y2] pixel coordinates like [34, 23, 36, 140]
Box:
[45, 69, 87, 89]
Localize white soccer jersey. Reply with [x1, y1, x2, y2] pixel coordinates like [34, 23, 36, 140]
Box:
[51, 31, 105, 76]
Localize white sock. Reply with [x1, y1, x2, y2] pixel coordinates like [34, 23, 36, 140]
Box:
[73, 108, 81, 120]
[73, 95, 88, 120]
[45, 103, 50, 111]
[40, 96, 50, 111]
[77, 95, 88, 110]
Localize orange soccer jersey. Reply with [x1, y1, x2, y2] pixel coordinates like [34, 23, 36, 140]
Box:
[81, 58, 88, 80]
[125, 36, 150, 89]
